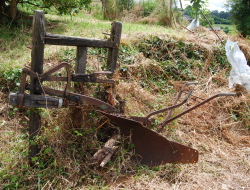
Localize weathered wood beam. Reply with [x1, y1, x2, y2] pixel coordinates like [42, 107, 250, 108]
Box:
[45, 33, 113, 48]
[29, 10, 45, 159]
[76, 46, 87, 74]
[107, 21, 122, 73]
[9, 93, 63, 108]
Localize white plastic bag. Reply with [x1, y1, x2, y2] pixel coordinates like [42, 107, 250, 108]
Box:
[225, 38, 250, 91]
[187, 17, 199, 30]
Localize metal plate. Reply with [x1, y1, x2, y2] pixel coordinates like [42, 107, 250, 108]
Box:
[97, 111, 199, 166]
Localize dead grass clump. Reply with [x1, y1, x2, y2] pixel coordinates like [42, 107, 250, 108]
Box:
[238, 43, 250, 65]
[116, 81, 156, 115]
[137, 16, 158, 25]
[130, 5, 143, 17]
[193, 26, 211, 33]
[234, 83, 249, 96]
[222, 130, 250, 146]
[120, 10, 139, 23]
[212, 73, 229, 87]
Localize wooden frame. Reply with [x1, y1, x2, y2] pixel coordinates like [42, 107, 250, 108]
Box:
[29, 10, 122, 158]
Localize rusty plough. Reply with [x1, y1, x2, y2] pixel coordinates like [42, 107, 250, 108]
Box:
[10, 62, 236, 166]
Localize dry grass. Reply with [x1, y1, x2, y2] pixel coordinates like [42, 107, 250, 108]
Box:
[1, 14, 250, 189]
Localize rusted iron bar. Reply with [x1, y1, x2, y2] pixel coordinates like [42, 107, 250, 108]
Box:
[183, 91, 205, 100]
[164, 82, 198, 124]
[157, 92, 236, 132]
[128, 89, 193, 126]
[41, 62, 71, 97]
[145, 89, 193, 120]
[24, 84, 118, 112]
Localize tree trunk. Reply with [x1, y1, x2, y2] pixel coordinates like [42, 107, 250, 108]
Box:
[170, 0, 173, 27]
[0, 0, 5, 8]
[9, 0, 18, 19]
[0, 0, 5, 13]
[179, 0, 184, 17]
[101, 0, 106, 19]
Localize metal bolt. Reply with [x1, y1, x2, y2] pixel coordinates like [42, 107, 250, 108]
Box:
[37, 101, 41, 104]
[36, 87, 39, 91]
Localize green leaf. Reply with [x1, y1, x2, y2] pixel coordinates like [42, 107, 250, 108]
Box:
[31, 157, 38, 162]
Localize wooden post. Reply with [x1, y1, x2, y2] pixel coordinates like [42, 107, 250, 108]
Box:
[76, 46, 87, 74]
[107, 21, 122, 73]
[29, 10, 45, 159]
[73, 46, 88, 128]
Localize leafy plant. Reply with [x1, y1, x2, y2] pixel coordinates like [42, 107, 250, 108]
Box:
[142, 0, 156, 17]
[0, 67, 22, 91]
[226, 0, 250, 37]
[2, 0, 92, 20]
[185, 0, 208, 18]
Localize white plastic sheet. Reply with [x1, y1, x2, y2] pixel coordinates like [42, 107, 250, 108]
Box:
[187, 17, 199, 30]
[225, 38, 250, 91]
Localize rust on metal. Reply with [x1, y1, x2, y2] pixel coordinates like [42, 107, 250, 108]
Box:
[127, 87, 194, 127]
[157, 92, 236, 132]
[97, 83, 236, 166]
[97, 110, 199, 166]
[17, 93, 24, 107]
[17, 62, 118, 112]
[12, 63, 237, 167]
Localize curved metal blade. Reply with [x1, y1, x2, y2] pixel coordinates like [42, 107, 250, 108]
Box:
[97, 111, 198, 166]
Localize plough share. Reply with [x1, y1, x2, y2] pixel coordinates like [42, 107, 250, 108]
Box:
[9, 62, 236, 166]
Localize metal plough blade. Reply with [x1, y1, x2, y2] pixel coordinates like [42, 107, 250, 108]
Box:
[97, 110, 199, 166]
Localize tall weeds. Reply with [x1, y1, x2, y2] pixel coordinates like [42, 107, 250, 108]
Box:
[98, 0, 186, 26]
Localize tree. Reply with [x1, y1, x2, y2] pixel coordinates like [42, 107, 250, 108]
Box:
[223, 26, 230, 34]
[0, 0, 92, 20]
[186, 0, 208, 19]
[226, 0, 250, 37]
[200, 10, 214, 27]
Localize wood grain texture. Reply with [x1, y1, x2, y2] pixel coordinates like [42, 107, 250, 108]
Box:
[76, 46, 87, 74]
[9, 93, 63, 108]
[89, 135, 120, 167]
[45, 33, 113, 48]
[29, 10, 45, 158]
[107, 21, 122, 73]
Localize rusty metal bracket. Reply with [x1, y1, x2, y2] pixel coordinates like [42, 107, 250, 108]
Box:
[14, 62, 118, 112]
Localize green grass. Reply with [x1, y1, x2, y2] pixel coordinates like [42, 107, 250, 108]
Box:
[0, 9, 173, 72]
[214, 24, 236, 34]
[1, 6, 250, 190]
[214, 24, 236, 30]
